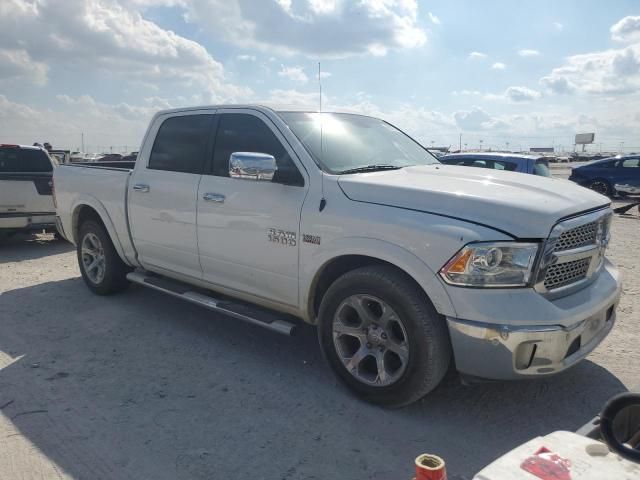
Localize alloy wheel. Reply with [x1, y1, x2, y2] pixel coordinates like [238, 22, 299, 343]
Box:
[81, 232, 106, 284]
[332, 294, 410, 387]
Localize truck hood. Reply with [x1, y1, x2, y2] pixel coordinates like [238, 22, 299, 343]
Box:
[337, 165, 609, 238]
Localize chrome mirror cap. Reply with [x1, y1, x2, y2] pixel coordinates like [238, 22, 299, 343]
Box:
[229, 152, 277, 181]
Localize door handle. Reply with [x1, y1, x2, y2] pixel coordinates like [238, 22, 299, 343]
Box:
[202, 193, 225, 204]
[133, 183, 150, 193]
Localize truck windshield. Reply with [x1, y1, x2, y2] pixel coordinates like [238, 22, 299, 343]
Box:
[0, 148, 53, 172]
[278, 112, 439, 174]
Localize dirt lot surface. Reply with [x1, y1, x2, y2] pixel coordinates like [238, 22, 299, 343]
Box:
[1, 206, 639, 479]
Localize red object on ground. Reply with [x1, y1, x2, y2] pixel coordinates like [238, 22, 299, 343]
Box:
[414, 453, 447, 480]
[521, 446, 572, 480]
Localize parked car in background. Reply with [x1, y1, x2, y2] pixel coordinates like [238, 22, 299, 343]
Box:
[121, 152, 138, 162]
[0, 144, 58, 235]
[50, 149, 71, 164]
[440, 152, 551, 176]
[569, 155, 640, 197]
[98, 153, 123, 162]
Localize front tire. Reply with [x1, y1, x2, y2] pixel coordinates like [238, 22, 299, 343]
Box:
[318, 265, 451, 407]
[77, 220, 130, 295]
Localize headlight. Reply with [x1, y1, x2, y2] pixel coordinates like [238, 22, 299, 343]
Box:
[439, 242, 539, 287]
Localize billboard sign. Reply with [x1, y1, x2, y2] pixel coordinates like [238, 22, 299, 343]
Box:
[530, 147, 554, 153]
[575, 133, 595, 144]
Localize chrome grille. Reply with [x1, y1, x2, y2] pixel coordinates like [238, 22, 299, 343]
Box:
[537, 209, 611, 294]
[554, 221, 598, 252]
[544, 258, 591, 290]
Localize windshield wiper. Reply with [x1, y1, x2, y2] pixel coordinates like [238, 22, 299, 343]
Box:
[338, 164, 402, 174]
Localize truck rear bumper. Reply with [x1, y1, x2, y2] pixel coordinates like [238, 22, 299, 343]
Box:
[0, 213, 56, 230]
[446, 260, 621, 380]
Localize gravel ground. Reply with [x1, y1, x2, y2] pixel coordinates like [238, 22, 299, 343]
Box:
[0, 205, 639, 479]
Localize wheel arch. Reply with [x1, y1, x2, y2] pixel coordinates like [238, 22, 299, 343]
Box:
[303, 239, 457, 324]
[71, 201, 130, 266]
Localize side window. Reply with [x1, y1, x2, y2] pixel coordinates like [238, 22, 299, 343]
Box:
[492, 161, 517, 171]
[621, 158, 640, 168]
[533, 159, 551, 177]
[470, 160, 488, 168]
[213, 113, 304, 186]
[148, 115, 212, 174]
[595, 160, 616, 168]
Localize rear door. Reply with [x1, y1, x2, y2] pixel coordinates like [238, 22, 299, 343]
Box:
[128, 112, 214, 279]
[0, 147, 55, 216]
[196, 109, 307, 306]
[616, 157, 640, 185]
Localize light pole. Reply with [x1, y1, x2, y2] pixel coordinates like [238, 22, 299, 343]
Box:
[506, 141, 510, 152]
[479, 139, 483, 151]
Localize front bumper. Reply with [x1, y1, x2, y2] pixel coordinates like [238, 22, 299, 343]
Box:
[615, 183, 640, 195]
[0, 213, 56, 231]
[446, 260, 621, 380]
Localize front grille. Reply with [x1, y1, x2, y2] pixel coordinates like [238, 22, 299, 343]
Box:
[544, 258, 591, 290]
[554, 221, 598, 252]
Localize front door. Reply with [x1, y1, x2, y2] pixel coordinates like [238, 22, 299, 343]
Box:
[196, 110, 308, 307]
[128, 112, 214, 279]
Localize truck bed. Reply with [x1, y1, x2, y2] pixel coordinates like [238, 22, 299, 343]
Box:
[54, 162, 138, 265]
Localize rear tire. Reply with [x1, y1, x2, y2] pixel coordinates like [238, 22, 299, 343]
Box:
[588, 178, 612, 197]
[318, 265, 451, 407]
[77, 220, 130, 295]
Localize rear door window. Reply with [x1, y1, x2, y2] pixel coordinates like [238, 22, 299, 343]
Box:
[620, 158, 640, 168]
[0, 148, 53, 172]
[533, 159, 551, 177]
[148, 114, 213, 174]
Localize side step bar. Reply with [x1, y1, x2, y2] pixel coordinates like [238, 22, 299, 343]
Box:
[126, 271, 296, 336]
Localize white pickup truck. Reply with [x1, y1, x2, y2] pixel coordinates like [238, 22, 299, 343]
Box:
[54, 105, 621, 406]
[1, 144, 58, 235]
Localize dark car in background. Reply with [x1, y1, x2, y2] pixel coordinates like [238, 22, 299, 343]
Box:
[569, 155, 640, 197]
[440, 152, 551, 176]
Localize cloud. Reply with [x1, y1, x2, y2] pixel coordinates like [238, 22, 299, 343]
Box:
[553, 22, 563, 31]
[0, 0, 249, 101]
[0, 48, 48, 85]
[491, 62, 506, 70]
[182, 0, 427, 57]
[503, 86, 541, 102]
[518, 49, 541, 57]
[611, 16, 640, 43]
[540, 43, 640, 95]
[454, 107, 501, 130]
[0, 94, 155, 150]
[452, 90, 481, 96]
[237, 54, 256, 61]
[483, 86, 541, 102]
[468, 51, 487, 60]
[278, 65, 309, 83]
[260, 89, 321, 109]
[428, 12, 441, 25]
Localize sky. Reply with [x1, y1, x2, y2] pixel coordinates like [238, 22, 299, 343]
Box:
[0, 0, 639, 153]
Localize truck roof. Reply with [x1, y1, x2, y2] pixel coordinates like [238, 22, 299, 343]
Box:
[151, 104, 364, 117]
[0, 144, 45, 150]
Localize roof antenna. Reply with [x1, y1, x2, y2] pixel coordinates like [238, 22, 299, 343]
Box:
[318, 62, 322, 112]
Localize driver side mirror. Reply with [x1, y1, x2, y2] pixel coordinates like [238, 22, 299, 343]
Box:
[229, 152, 277, 181]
